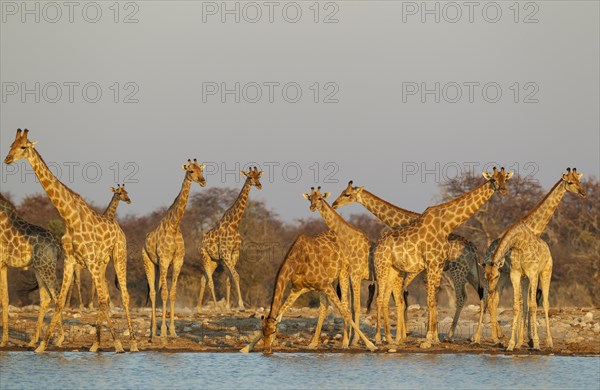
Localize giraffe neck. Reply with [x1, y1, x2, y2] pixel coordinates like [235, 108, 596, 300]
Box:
[434, 180, 496, 234]
[491, 228, 520, 267]
[221, 180, 251, 229]
[267, 238, 299, 320]
[358, 190, 420, 228]
[27, 149, 94, 225]
[164, 175, 192, 229]
[317, 199, 360, 241]
[521, 179, 567, 236]
[102, 194, 121, 219]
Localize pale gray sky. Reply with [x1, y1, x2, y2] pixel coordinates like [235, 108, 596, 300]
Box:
[1, 1, 598, 221]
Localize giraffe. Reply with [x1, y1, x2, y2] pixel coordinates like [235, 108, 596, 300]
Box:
[473, 238, 511, 344]
[196, 167, 262, 312]
[243, 188, 377, 354]
[374, 167, 512, 347]
[332, 182, 483, 340]
[4, 129, 138, 353]
[142, 159, 205, 342]
[66, 184, 131, 310]
[241, 229, 355, 353]
[303, 186, 373, 347]
[0, 193, 64, 347]
[486, 168, 586, 351]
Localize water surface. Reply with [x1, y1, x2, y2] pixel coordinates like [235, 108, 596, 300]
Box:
[1, 352, 599, 389]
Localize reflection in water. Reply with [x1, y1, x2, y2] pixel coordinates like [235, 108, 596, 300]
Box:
[1, 352, 599, 389]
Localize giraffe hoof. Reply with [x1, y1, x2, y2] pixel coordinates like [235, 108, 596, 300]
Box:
[419, 340, 432, 349]
[365, 341, 377, 352]
[90, 342, 99, 352]
[506, 341, 515, 352]
[307, 342, 318, 350]
[27, 340, 37, 348]
[114, 340, 125, 353]
[35, 341, 47, 353]
[169, 331, 178, 338]
[546, 338, 553, 349]
[130, 342, 139, 352]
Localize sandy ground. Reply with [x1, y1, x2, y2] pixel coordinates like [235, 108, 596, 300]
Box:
[1, 303, 598, 356]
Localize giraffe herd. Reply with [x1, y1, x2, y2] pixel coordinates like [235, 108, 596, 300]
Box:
[0, 129, 588, 355]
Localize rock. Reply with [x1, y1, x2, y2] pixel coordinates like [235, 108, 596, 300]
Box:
[225, 335, 232, 340]
[333, 333, 343, 340]
[441, 317, 453, 324]
[408, 304, 420, 311]
[584, 312, 594, 322]
[73, 313, 81, 319]
[122, 329, 130, 337]
[178, 307, 193, 316]
[593, 323, 600, 334]
[183, 326, 192, 332]
[88, 327, 97, 335]
[388, 348, 397, 353]
[466, 305, 479, 311]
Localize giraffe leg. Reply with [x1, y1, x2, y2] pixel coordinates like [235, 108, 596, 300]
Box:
[517, 278, 529, 349]
[225, 277, 231, 311]
[35, 259, 74, 353]
[448, 276, 467, 341]
[488, 289, 501, 344]
[92, 263, 124, 353]
[401, 271, 420, 339]
[227, 250, 245, 310]
[527, 275, 540, 350]
[473, 297, 485, 344]
[114, 243, 138, 352]
[196, 275, 207, 313]
[540, 262, 553, 349]
[349, 275, 362, 347]
[159, 263, 169, 340]
[0, 265, 8, 347]
[142, 250, 158, 343]
[382, 273, 395, 344]
[374, 263, 390, 346]
[88, 274, 97, 310]
[73, 265, 84, 311]
[392, 273, 405, 344]
[29, 275, 51, 347]
[323, 286, 376, 352]
[200, 249, 218, 310]
[338, 268, 350, 348]
[276, 289, 306, 322]
[168, 256, 184, 338]
[422, 267, 443, 348]
[309, 294, 328, 349]
[506, 270, 522, 352]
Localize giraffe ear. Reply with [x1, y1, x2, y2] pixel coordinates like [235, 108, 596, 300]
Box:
[302, 193, 310, 200]
[110, 187, 117, 193]
[357, 186, 365, 192]
[562, 173, 569, 181]
[322, 192, 331, 199]
[29, 141, 37, 147]
[182, 164, 188, 171]
[505, 172, 514, 180]
[199, 163, 206, 170]
[241, 170, 248, 178]
[482, 172, 493, 180]
[258, 171, 264, 178]
[576, 173, 583, 180]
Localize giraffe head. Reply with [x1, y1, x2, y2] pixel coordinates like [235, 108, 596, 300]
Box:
[303, 187, 331, 212]
[482, 167, 513, 195]
[241, 166, 263, 190]
[562, 167, 586, 198]
[182, 159, 206, 186]
[4, 129, 37, 164]
[261, 315, 277, 355]
[332, 180, 364, 209]
[110, 184, 132, 204]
